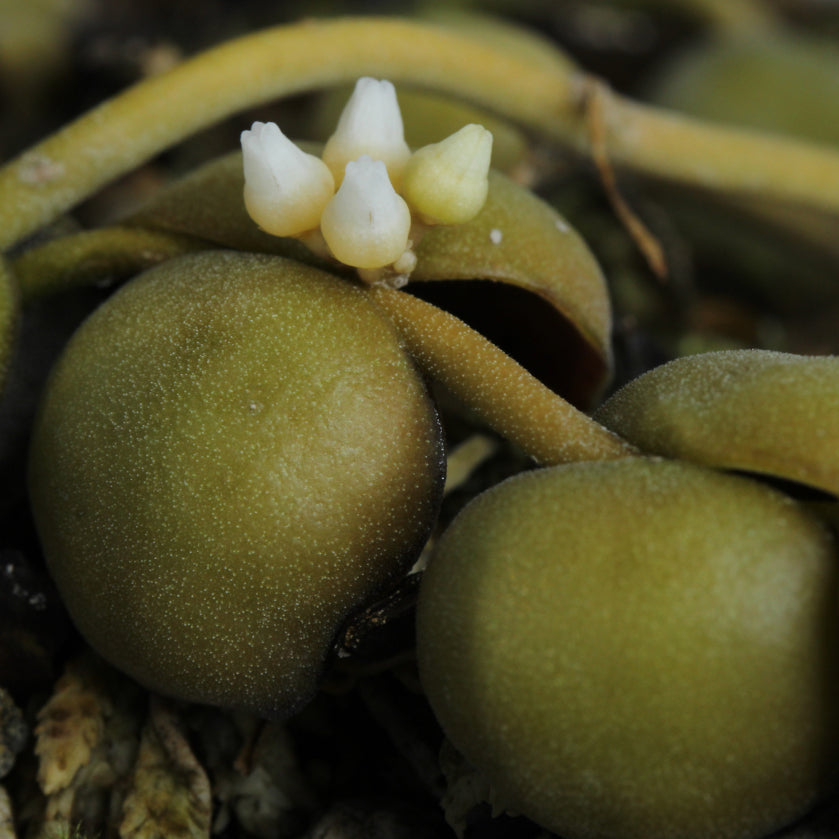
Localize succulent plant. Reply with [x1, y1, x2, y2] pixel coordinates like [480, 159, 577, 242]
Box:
[22, 73, 618, 717]
[3, 10, 839, 839]
[28, 251, 446, 717]
[417, 457, 839, 839]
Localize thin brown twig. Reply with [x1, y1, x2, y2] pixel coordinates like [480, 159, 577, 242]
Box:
[582, 79, 669, 281]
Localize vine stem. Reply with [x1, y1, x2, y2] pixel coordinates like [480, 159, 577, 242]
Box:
[369, 286, 635, 466]
[12, 227, 208, 301]
[1, 17, 838, 254]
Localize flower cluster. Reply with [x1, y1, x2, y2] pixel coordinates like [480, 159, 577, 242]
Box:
[241, 77, 493, 281]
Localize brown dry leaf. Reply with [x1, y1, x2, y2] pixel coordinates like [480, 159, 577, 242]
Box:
[119, 697, 211, 839]
[202, 712, 312, 839]
[32, 653, 143, 839]
[230, 721, 313, 838]
[0, 784, 16, 839]
[437, 739, 495, 839]
[581, 78, 668, 281]
[34, 656, 107, 795]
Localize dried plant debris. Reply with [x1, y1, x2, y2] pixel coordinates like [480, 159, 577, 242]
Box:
[229, 720, 314, 838]
[119, 697, 211, 839]
[0, 688, 26, 781]
[437, 740, 494, 839]
[0, 549, 66, 695]
[29, 653, 143, 839]
[190, 707, 314, 839]
[0, 785, 15, 839]
[19, 653, 316, 839]
[442, 435, 500, 498]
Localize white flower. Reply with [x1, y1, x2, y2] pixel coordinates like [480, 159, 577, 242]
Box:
[239, 79, 494, 281]
[319, 156, 411, 269]
[322, 78, 411, 187]
[401, 124, 493, 224]
[241, 121, 334, 237]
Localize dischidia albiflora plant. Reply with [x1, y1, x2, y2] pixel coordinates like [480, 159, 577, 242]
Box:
[21, 62, 629, 719]
[3, 13, 839, 839]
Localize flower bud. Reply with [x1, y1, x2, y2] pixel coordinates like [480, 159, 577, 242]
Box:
[402, 124, 493, 224]
[241, 121, 335, 237]
[320, 156, 411, 269]
[322, 78, 411, 186]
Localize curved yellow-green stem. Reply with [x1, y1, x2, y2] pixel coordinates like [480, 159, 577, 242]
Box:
[12, 226, 208, 302]
[370, 286, 635, 466]
[1, 17, 838, 254]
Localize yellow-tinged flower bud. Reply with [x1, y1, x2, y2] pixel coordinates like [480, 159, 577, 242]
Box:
[402, 124, 493, 224]
[241, 121, 335, 237]
[322, 78, 411, 187]
[320, 156, 411, 269]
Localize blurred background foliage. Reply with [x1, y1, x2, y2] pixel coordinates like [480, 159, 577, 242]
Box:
[2, 2, 839, 837]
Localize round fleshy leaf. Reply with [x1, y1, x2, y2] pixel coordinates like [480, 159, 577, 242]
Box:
[418, 457, 839, 839]
[645, 33, 839, 311]
[29, 251, 445, 717]
[595, 349, 839, 496]
[648, 33, 839, 148]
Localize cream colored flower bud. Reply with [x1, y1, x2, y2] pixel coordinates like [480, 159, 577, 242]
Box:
[322, 78, 411, 186]
[241, 121, 335, 237]
[320, 156, 411, 269]
[402, 124, 493, 224]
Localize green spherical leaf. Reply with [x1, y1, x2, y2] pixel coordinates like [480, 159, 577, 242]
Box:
[418, 458, 839, 839]
[595, 350, 839, 496]
[30, 251, 444, 717]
